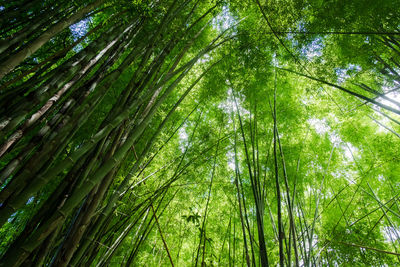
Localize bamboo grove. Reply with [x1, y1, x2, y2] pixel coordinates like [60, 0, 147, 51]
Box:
[1, 0, 400, 266]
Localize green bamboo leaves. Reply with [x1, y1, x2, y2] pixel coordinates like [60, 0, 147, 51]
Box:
[1, 0, 400, 266]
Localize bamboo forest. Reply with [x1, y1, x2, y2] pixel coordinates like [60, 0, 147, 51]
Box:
[2, 0, 400, 266]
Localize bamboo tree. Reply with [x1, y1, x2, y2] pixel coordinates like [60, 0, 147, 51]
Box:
[272, 69, 284, 266]
[233, 87, 270, 267]
[0, 0, 105, 79]
[233, 115, 251, 267]
[194, 126, 221, 267]
[276, 126, 300, 267]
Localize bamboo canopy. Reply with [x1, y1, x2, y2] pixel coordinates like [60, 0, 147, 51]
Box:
[1, 0, 400, 266]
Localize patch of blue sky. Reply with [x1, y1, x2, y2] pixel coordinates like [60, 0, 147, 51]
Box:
[271, 52, 280, 67]
[199, 53, 211, 64]
[334, 64, 362, 84]
[70, 18, 91, 52]
[382, 226, 400, 243]
[212, 5, 236, 33]
[286, 20, 306, 46]
[307, 117, 341, 145]
[178, 124, 189, 153]
[70, 18, 91, 40]
[375, 84, 400, 111]
[300, 37, 324, 60]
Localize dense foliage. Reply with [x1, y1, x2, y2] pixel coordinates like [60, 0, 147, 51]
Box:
[1, 0, 400, 266]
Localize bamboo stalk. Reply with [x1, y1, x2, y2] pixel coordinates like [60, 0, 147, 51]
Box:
[0, 0, 105, 79]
